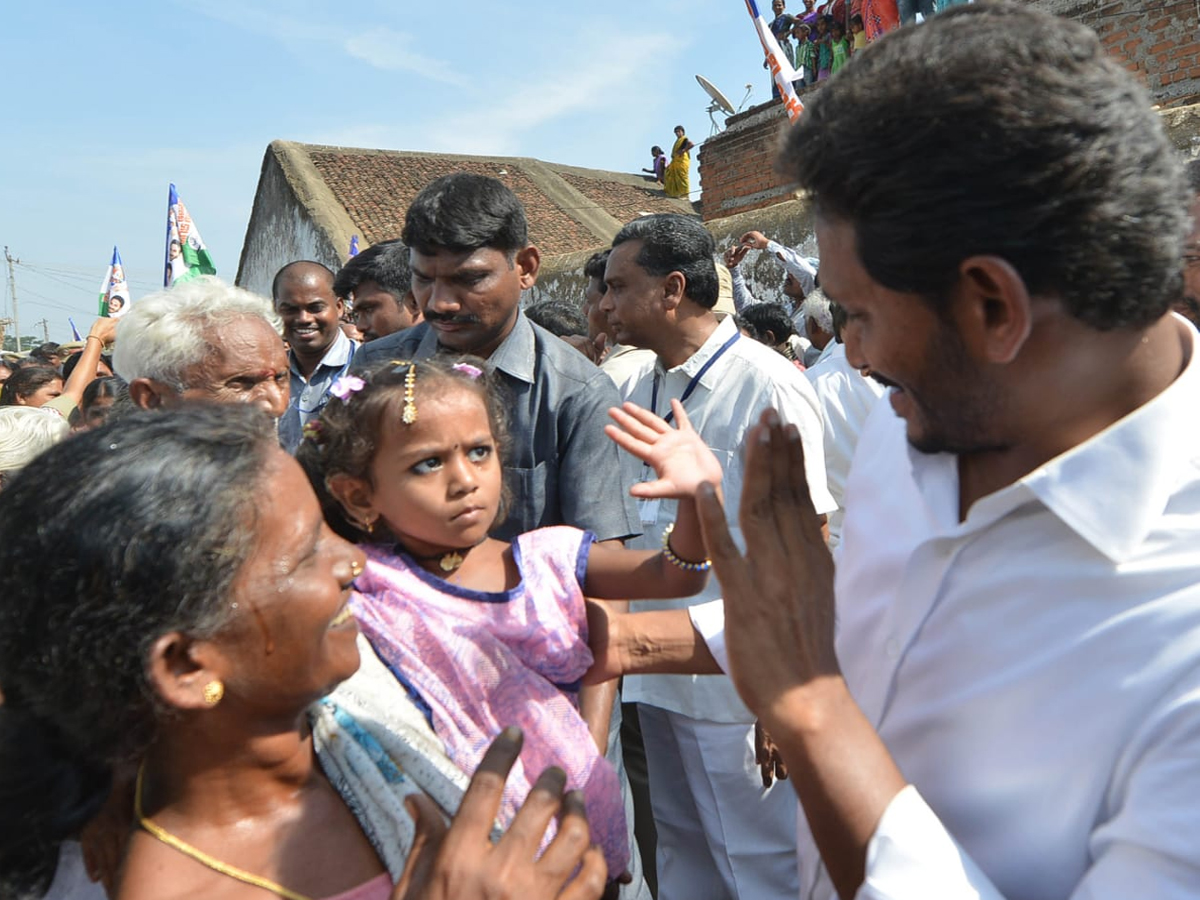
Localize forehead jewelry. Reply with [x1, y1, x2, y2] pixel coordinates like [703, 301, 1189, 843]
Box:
[401, 364, 418, 424]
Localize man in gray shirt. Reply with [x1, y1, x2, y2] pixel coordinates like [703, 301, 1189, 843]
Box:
[355, 173, 640, 544]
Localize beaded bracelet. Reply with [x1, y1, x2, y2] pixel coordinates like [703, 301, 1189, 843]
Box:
[661, 521, 712, 572]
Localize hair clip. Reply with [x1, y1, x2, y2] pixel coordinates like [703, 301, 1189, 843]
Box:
[452, 362, 483, 379]
[400, 364, 418, 424]
[330, 374, 365, 402]
[302, 420, 324, 443]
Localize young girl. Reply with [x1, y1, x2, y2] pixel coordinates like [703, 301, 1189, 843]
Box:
[299, 356, 722, 878]
[814, 14, 834, 81]
[643, 145, 666, 184]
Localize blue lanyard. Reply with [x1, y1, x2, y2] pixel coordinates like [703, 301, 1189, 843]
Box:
[650, 331, 739, 425]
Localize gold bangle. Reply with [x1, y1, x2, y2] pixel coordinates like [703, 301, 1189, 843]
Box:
[85, 335, 104, 345]
[661, 522, 711, 572]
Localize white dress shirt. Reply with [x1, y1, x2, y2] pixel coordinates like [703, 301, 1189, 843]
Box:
[693, 317, 1200, 898]
[622, 315, 835, 723]
[805, 342, 886, 547]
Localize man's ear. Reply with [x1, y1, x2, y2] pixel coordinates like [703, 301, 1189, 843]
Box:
[662, 271, 687, 312]
[403, 291, 423, 320]
[327, 473, 377, 529]
[515, 246, 541, 289]
[128, 378, 176, 411]
[954, 255, 1033, 365]
[146, 631, 225, 712]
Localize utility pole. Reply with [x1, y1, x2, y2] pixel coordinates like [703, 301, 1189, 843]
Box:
[35, 318, 49, 343]
[4, 247, 19, 353]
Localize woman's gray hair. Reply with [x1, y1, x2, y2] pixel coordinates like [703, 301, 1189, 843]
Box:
[112, 277, 281, 390]
[0, 407, 69, 476]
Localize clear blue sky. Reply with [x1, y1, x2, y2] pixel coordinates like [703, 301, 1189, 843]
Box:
[0, 0, 785, 344]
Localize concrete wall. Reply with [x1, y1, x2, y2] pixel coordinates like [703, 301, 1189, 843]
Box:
[1027, 0, 1200, 106]
[236, 144, 357, 298]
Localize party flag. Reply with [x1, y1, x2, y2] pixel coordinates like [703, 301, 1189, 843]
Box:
[69, 318, 82, 341]
[746, 0, 805, 121]
[349, 235, 360, 258]
[165, 184, 216, 287]
[98, 246, 131, 318]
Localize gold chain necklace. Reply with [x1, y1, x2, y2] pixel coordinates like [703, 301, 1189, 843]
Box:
[134, 763, 314, 900]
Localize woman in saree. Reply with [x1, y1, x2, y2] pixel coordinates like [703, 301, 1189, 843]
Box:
[0, 404, 606, 900]
[662, 126, 695, 199]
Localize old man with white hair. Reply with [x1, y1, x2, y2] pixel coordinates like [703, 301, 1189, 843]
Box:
[113, 277, 290, 421]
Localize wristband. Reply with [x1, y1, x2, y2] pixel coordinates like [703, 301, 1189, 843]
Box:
[661, 522, 712, 572]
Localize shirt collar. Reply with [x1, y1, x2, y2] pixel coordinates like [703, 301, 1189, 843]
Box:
[419, 311, 534, 385]
[485, 311, 536, 384]
[908, 316, 1200, 562]
[658, 315, 738, 389]
[1020, 317, 1200, 563]
[289, 328, 356, 377]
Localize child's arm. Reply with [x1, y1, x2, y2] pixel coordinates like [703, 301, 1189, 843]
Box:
[586, 400, 723, 600]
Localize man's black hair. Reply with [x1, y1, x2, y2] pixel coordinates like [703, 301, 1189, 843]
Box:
[524, 299, 589, 338]
[403, 173, 528, 257]
[584, 250, 611, 283]
[333, 239, 412, 302]
[778, 3, 1188, 331]
[271, 260, 335, 301]
[610, 214, 719, 309]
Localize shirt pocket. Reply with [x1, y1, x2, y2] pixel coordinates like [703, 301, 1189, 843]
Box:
[501, 461, 552, 535]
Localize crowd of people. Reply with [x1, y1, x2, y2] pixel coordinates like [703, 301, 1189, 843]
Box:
[4, 5, 1200, 900]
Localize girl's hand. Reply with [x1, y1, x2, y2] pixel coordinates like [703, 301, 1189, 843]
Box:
[605, 400, 722, 499]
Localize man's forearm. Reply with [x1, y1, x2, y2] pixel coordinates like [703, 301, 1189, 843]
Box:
[759, 676, 908, 900]
[613, 608, 722, 676]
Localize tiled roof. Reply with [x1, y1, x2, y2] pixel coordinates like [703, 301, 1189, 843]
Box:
[282, 143, 696, 258]
[554, 170, 692, 224]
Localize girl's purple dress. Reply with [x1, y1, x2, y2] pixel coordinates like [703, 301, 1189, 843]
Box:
[350, 526, 629, 874]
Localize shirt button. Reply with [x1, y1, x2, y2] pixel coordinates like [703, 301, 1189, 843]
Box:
[885, 638, 900, 659]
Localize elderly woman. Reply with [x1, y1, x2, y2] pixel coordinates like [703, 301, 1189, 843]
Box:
[0, 406, 70, 490]
[0, 405, 605, 900]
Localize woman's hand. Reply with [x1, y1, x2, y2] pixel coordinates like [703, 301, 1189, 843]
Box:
[605, 400, 722, 500]
[395, 728, 608, 900]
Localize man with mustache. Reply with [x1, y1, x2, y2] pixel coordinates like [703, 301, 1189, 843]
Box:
[357, 173, 639, 545]
[355, 174, 647, 897]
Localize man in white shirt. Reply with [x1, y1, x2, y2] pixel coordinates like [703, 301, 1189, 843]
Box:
[804, 308, 885, 547]
[600, 212, 835, 900]
[587, 5, 1200, 899]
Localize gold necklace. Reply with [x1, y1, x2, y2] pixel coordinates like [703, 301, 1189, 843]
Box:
[134, 763, 314, 900]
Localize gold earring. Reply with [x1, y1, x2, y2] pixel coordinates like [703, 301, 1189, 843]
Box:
[350, 560, 363, 578]
[202, 680, 225, 707]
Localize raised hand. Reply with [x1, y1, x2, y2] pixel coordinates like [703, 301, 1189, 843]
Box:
[395, 728, 608, 900]
[724, 244, 750, 269]
[738, 230, 771, 251]
[605, 400, 723, 500]
[693, 408, 837, 718]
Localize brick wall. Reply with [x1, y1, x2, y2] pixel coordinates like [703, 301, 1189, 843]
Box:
[1028, 0, 1200, 106]
[697, 2, 1200, 220]
[696, 100, 795, 222]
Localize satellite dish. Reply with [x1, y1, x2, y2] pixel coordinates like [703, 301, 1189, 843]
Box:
[697, 74, 738, 135]
[697, 74, 736, 115]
